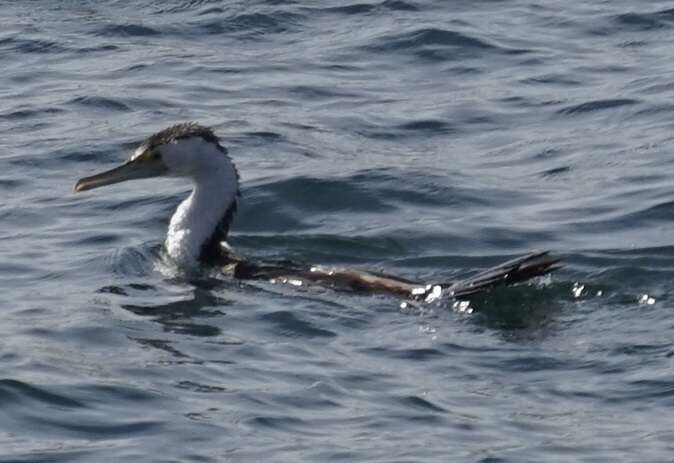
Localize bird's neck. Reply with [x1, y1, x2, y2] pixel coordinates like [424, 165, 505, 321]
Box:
[165, 160, 238, 266]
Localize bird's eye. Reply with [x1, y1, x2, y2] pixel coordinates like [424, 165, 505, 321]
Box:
[152, 151, 162, 160]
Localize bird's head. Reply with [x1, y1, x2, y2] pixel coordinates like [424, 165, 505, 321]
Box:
[74, 122, 231, 192]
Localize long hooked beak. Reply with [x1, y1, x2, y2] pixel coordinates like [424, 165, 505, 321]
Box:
[74, 155, 167, 193]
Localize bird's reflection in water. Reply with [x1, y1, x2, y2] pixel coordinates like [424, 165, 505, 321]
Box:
[97, 279, 242, 350]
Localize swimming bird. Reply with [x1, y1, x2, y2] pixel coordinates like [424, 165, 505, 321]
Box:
[74, 122, 560, 300]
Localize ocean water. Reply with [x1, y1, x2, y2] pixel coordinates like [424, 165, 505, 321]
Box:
[1, 0, 674, 461]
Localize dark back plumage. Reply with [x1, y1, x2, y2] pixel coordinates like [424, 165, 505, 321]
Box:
[201, 200, 238, 263]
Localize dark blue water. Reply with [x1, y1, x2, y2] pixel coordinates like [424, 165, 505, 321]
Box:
[2, 1, 674, 461]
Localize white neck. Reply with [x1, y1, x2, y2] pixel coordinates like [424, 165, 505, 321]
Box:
[164, 147, 238, 266]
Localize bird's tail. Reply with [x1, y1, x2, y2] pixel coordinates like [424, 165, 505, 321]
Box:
[446, 251, 562, 299]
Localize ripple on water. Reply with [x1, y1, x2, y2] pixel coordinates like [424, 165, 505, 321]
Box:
[260, 310, 337, 338]
[0, 37, 68, 54]
[362, 346, 445, 361]
[0, 177, 25, 190]
[317, 0, 419, 15]
[363, 26, 533, 63]
[556, 98, 640, 115]
[0, 378, 167, 453]
[0, 107, 65, 120]
[520, 73, 583, 87]
[94, 24, 161, 37]
[0, 379, 85, 408]
[612, 9, 674, 32]
[191, 11, 306, 36]
[67, 96, 132, 112]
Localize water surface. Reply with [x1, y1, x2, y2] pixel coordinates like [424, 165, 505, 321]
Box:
[1, 1, 674, 461]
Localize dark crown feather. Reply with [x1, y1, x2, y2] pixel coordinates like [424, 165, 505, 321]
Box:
[144, 122, 227, 153]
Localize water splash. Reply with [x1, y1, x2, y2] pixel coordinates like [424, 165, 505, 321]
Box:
[638, 294, 656, 305]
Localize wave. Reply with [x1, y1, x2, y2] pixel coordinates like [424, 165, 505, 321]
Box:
[556, 98, 640, 115]
[363, 27, 531, 61]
